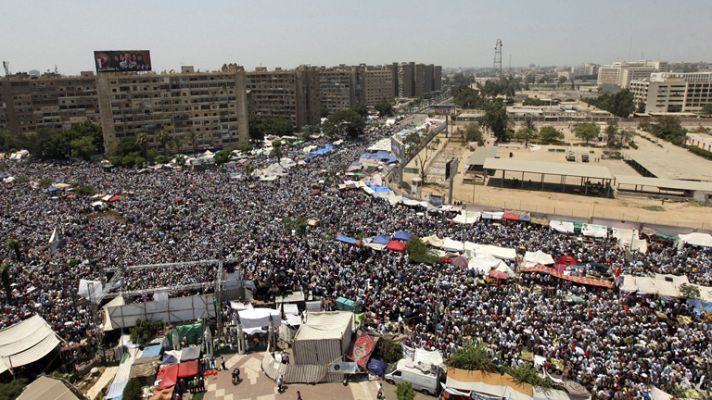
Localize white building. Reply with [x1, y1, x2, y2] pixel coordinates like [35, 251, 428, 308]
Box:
[633, 72, 712, 113]
[687, 133, 712, 151]
[596, 61, 666, 89]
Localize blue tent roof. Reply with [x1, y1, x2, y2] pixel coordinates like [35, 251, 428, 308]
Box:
[305, 143, 336, 161]
[336, 233, 359, 245]
[392, 230, 411, 241]
[372, 235, 390, 245]
[360, 151, 397, 164]
[46, 186, 58, 193]
[368, 185, 392, 193]
[367, 358, 388, 377]
[161, 353, 179, 364]
[140, 344, 162, 358]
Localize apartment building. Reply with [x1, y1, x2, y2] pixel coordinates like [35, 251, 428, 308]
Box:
[319, 65, 364, 114]
[414, 63, 427, 97]
[596, 61, 666, 88]
[433, 65, 442, 92]
[632, 72, 712, 113]
[398, 62, 415, 97]
[245, 66, 321, 130]
[0, 72, 99, 134]
[96, 67, 249, 154]
[363, 65, 396, 107]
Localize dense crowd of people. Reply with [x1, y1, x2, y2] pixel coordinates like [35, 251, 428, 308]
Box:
[1, 123, 711, 398]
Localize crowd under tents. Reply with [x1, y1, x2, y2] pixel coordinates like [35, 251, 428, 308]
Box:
[524, 250, 556, 268]
[0, 314, 62, 375]
[238, 308, 281, 335]
[612, 228, 649, 254]
[550, 220, 575, 234]
[520, 265, 615, 289]
[305, 144, 335, 162]
[451, 210, 481, 224]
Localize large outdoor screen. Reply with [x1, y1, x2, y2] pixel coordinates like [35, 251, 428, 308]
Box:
[94, 50, 151, 72]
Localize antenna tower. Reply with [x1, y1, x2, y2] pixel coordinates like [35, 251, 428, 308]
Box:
[493, 39, 503, 76]
[2, 61, 9, 77]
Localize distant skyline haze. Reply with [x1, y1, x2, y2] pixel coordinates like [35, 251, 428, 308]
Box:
[1, 0, 711, 74]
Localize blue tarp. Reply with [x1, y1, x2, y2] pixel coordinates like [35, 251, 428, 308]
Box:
[336, 233, 359, 245]
[140, 344, 162, 358]
[360, 151, 398, 164]
[46, 186, 58, 193]
[372, 235, 390, 245]
[367, 358, 388, 377]
[305, 144, 335, 161]
[393, 230, 411, 241]
[688, 299, 712, 314]
[161, 353, 179, 364]
[369, 185, 392, 193]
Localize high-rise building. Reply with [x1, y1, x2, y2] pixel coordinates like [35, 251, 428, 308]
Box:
[0, 72, 99, 134]
[96, 67, 249, 154]
[631, 72, 712, 113]
[413, 63, 427, 97]
[246, 66, 321, 130]
[319, 65, 364, 114]
[398, 62, 415, 97]
[424, 64, 434, 93]
[433, 65, 442, 92]
[363, 65, 396, 107]
[390, 63, 399, 98]
[596, 61, 666, 89]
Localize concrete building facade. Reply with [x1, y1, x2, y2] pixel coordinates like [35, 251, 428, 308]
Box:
[363, 65, 396, 107]
[398, 62, 415, 97]
[433, 65, 442, 92]
[96, 67, 249, 154]
[413, 63, 427, 97]
[319, 65, 364, 115]
[0, 72, 100, 134]
[596, 61, 666, 89]
[633, 72, 712, 113]
[246, 66, 321, 130]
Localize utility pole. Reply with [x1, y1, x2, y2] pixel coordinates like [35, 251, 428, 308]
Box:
[493, 39, 503, 76]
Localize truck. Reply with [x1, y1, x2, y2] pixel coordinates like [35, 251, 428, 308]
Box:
[385, 359, 441, 395]
[565, 151, 576, 162]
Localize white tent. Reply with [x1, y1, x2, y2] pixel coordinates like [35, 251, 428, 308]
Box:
[678, 232, 712, 249]
[620, 274, 690, 298]
[293, 311, 353, 365]
[452, 210, 482, 224]
[612, 228, 648, 254]
[367, 138, 392, 152]
[468, 255, 507, 274]
[481, 211, 504, 220]
[238, 308, 280, 334]
[523, 250, 555, 267]
[441, 238, 466, 252]
[0, 315, 62, 374]
[550, 220, 575, 234]
[469, 244, 517, 260]
[421, 235, 444, 248]
[582, 224, 607, 238]
[78, 279, 104, 304]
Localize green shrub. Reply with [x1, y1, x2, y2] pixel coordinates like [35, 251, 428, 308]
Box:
[687, 145, 712, 160]
[448, 344, 495, 372]
[396, 382, 415, 400]
[373, 337, 402, 364]
[130, 320, 163, 345]
[122, 378, 143, 400]
[0, 378, 28, 400]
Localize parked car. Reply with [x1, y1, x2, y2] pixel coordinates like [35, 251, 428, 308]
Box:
[385, 359, 440, 395]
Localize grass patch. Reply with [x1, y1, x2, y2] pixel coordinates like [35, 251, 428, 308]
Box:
[642, 205, 665, 212]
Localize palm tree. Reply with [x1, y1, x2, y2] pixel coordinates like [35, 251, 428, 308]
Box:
[4, 239, 21, 261]
[189, 130, 198, 154]
[158, 124, 174, 156]
[516, 117, 538, 148]
[136, 133, 149, 158]
[0, 262, 12, 303]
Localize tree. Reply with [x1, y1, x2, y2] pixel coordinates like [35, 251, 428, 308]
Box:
[573, 123, 600, 144]
[4, 239, 21, 261]
[135, 133, 149, 158]
[539, 126, 564, 144]
[558, 76, 568, 85]
[463, 123, 484, 145]
[213, 149, 233, 165]
[585, 90, 635, 118]
[270, 139, 283, 162]
[515, 117, 537, 147]
[605, 120, 619, 148]
[373, 337, 402, 363]
[448, 344, 495, 372]
[480, 100, 510, 143]
[703, 103, 712, 116]
[406, 237, 440, 264]
[69, 136, 98, 160]
[322, 109, 366, 139]
[0, 263, 12, 303]
[414, 148, 432, 183]
[0, 378, 28, 400]
[352, 104, 369, 118]
[652, 116, 687, 146]
[404, 132, 421, 152]
[129, 319, 164, 345]
[188, 129, 198, 153]
[375, 100, 394, 117]
[508, 364, 553, 388]
[122, 378, 143, 400]
[396, 382, 415, 400]
[158, 124, 174, 156]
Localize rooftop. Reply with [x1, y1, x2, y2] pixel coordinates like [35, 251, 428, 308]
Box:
[483, 158, 613, 180]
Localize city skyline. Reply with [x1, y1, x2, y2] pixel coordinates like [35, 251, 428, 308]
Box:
[2, 0, 712, 75]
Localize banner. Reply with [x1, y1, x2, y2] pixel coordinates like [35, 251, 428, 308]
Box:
[351, 335, 378, 369]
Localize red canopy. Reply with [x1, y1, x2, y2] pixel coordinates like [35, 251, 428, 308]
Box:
[502, 212, 520, 221]
[448, 256, 469, 268]
[488, 270, 510, 280]
[177, 360, 199, 378]
[556, 255, 578, 266]
[156, 364, 179, 389]
[108, 194, 121, 203]
[386, 240, 406, 252]
[520, 265, 614, 288]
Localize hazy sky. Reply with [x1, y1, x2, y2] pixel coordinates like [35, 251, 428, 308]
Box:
[2, 0, 711, 74]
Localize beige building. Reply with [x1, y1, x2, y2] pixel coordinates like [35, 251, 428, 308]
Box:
[363, 65, 396, 107]
[96, 67, 249, 154]
[319, 65, 364, 114]
[433, 65, 442, 92]
[596, 61, 666, 89]
[633, 72, 712, 113]
[398, 62, 415, 97]
[246, 66, 321, 130]
[0, 72, 99, 134]
[414, 63, 427, 97]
